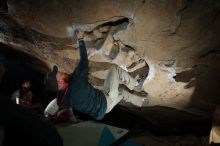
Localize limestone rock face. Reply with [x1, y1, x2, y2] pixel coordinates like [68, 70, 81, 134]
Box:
[0, 0, 220, 116]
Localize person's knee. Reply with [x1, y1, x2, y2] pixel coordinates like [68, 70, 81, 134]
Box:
[111, 66, 123, 74]
[108, 66, 119, 76]
[110, 66, 117, 72]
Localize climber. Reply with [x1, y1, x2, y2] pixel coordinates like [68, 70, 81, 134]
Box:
[44, 30, 149, 120]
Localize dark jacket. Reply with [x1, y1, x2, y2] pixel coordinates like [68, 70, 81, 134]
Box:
[63, 40, 107, 120]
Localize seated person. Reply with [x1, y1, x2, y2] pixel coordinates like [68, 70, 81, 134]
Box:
[11, 80, 32, 104]
[11, 81, 43, 113]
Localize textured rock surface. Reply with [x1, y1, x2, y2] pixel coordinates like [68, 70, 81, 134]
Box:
[0, 0, 220, 118]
